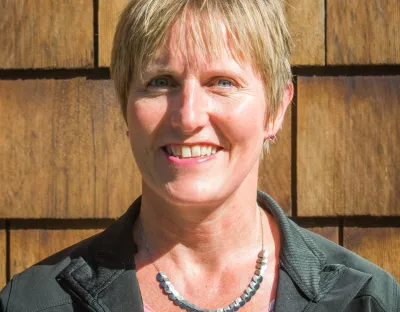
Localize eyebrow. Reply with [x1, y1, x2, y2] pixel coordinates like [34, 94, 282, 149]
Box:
[144, 64, 175, 74]
[140, 60, 250, 86]
[140, 64, 179, 82]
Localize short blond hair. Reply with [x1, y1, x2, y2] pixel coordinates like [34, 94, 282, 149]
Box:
[111, 0, 292, 125]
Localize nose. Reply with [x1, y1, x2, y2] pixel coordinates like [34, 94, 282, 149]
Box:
[170, 80, 209, 134]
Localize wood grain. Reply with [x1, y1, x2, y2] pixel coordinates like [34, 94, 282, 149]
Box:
[0, 0, 93, 69]
[286, 0, 325, 65]
[297, 76, 400, 216]
[99, 0, 127, 67]
[344, 227, 400, 281]
[327, 0, 400, 64]
[0, 78, 141, 218]
[258, 106, 292, 215]
[0, 221, 5, 289]
[305, 226, 339, 244]
[9, 228, 102, 278]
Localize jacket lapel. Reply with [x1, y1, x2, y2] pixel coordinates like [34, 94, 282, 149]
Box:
[308, 267, 371, 312]
[274, 263, 371, 312]
[274, 264, 311, 312]
[258, 191, 372, 312]
[56, 197, 143, 312]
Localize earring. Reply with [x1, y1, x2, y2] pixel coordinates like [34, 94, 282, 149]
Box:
[268, 135, 276, 142]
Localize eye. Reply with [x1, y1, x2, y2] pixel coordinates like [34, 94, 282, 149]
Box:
[217, 79, 234, 88]
[147, 77, 175, 88]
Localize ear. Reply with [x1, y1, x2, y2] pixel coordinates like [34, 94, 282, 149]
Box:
[264, 81, 294, 139]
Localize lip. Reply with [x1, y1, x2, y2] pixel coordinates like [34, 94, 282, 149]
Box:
[161, 148, 218, 166]
[162, 142, 223, 148]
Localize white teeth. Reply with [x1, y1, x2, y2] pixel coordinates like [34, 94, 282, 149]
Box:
[191, 145, 201, 157]
[166, 145, 220, 158]
[181, 146, 192, 158]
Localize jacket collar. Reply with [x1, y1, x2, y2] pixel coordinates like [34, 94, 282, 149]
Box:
[57, 191, 371, 312]
[57, 196, 143, 311]
[256, 191, 371, 312]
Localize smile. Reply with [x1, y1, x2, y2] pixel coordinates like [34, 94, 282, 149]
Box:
[162, 144, 222, 159]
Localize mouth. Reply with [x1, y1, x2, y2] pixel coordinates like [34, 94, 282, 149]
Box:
[161, 144, 223, 159]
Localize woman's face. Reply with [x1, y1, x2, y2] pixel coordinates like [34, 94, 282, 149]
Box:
[127, 24, 272, 207]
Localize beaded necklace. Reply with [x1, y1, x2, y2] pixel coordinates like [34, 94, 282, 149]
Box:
[139, 207, 268, 312]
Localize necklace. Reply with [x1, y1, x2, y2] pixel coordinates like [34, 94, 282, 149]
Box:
[139, 207, 268, 312]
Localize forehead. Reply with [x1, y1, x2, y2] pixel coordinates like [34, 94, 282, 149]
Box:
[143, 14, 251, 75]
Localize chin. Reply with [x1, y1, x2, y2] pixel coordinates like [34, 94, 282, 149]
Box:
[145, 177, 228, 209]
[166, 182, 224, 207]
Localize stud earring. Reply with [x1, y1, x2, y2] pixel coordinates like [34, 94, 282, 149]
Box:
[268, 135, 276, 141]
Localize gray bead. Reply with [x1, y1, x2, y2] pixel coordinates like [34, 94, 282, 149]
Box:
[216, 309, 224, 312]
[185, 302, 196, 310]
[250, 281, 260, 290]
[162, 281, 172, 292]
[168, 293, 176, 300]
[164, 287, 172, 293]
[164, 286, 172, 294]
[247, 287, 256, 296]
[230, 301, 240, 311]
[223, 306, 233, 312]
[258, 250, 268, 258]
[235, 297, 245, 307]
[179, 300, 188, 308]
[256, 262, 267, 270]
[160, 281, 168, 288]
[252, 275, 263, 283]
[156, 272, 165, 282]
[257, 258, 268, 265]
[241, 293, 251, 303]
[255, 268, 266, 276]
[171, 288, 179, 296]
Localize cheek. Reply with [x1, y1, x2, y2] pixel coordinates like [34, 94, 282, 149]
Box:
[217, 97, 266, 145]
[127, 99, 167, 135]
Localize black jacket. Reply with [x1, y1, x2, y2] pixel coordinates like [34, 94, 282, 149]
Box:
[1, 191, 399, 312]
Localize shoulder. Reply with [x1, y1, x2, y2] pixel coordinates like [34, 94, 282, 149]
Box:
[0, 198, 141, 312]
[0, 233, 99, 312]
[297, 224, 400, 312]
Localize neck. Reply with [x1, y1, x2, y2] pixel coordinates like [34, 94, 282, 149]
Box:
[133, 175, 274, 272]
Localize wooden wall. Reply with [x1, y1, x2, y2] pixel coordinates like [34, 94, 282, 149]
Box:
[0, 0, 399, 288]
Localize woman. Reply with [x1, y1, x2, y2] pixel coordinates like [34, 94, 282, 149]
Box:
[1, 0, 399, 311]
